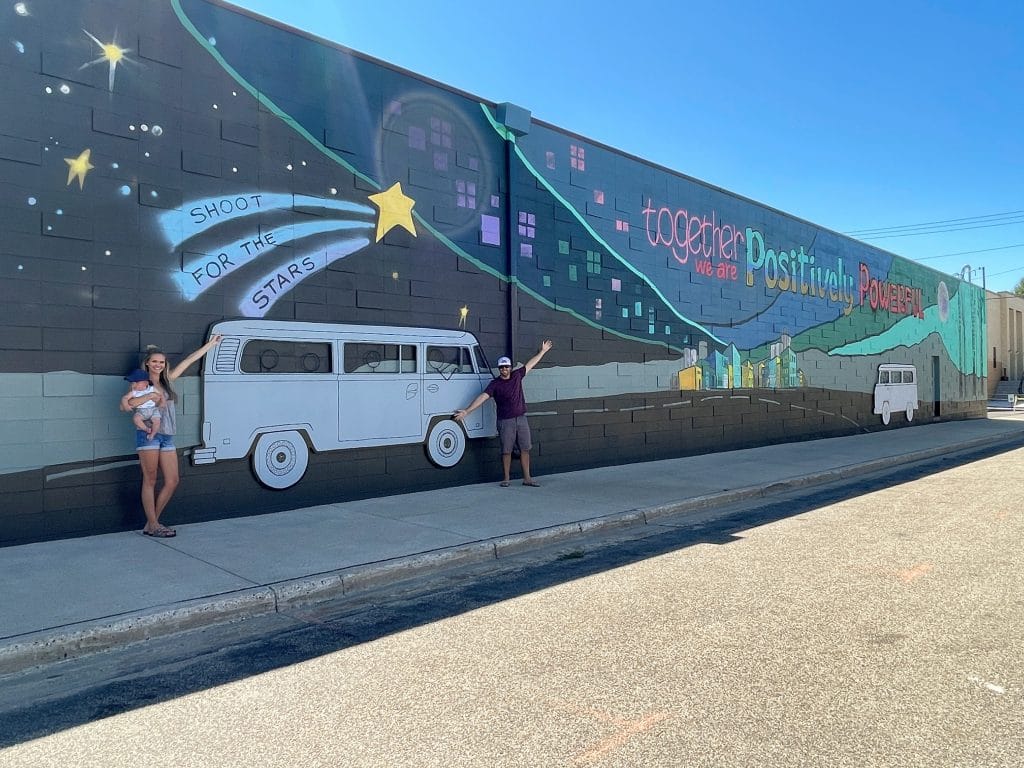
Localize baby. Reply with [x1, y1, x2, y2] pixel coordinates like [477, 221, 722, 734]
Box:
[123, 369, 162, 439]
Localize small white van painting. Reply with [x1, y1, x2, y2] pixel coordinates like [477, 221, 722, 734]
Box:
[873, 363, 918, 425]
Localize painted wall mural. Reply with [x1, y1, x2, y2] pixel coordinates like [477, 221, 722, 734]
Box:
[0, 0, 986, 544]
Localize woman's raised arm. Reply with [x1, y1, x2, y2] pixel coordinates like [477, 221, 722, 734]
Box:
[167, 334, 223, 381]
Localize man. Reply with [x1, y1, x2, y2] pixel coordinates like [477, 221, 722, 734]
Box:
[454, 339, 553, 487]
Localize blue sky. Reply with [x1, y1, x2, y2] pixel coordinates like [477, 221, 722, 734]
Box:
[227, 0, 1023, 293]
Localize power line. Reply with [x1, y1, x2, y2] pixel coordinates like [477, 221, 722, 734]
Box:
[857, 216, 1024, 240]
[845, 209, 1024, 236]
[914, 243, 1024, 261]
[986, 266, 1024, 278]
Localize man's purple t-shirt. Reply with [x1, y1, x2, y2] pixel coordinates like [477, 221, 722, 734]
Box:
[485, 367, 527, 420]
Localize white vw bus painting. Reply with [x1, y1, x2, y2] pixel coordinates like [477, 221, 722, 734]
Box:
[873, 363, 919, 425]
[192, 320, 498, 489]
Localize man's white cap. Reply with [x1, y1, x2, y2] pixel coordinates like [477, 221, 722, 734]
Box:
[497, 356, 512, 367]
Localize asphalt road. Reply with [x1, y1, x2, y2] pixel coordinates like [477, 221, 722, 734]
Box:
[1, 443, 1021, 766]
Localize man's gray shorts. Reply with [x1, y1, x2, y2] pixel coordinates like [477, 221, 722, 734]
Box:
[497, 416, 531, 454]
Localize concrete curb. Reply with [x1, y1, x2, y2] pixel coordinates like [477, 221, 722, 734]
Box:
[0, 587, 276, 676]
[272, 541, 499, 610]
[2, 428, 1019, 676]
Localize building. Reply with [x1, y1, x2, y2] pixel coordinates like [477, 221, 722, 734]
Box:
[986, 291, 1024, 395]
[0, 0, 988, 543]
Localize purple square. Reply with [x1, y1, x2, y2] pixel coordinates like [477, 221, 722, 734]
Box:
[480, 214, 500, 246]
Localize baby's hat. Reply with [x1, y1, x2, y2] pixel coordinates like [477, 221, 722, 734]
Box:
[124, 369, 150, 383]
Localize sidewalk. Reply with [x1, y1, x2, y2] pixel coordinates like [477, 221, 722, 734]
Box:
[3, 413, 1024, 675]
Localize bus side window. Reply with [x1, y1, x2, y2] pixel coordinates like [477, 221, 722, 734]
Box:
[426, 346, 457, 376]
[241, 340, 331, 373]
[345, 343, 401, 373]
[879, 370, 889, 384]
[401, 344, 417, 373]
[426, 346, 473, 375]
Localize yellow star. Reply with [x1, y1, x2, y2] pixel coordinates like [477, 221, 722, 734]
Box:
[64, 148, 95, 190]
[368, 182, 417, 242]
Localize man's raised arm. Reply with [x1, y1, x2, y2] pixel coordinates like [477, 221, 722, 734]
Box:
[524, 339, 553, 373]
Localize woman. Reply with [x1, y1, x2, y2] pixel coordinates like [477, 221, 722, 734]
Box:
[121, 334, 222, 537]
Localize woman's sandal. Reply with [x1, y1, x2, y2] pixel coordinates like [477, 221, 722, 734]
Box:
[143, 526, 176, 538]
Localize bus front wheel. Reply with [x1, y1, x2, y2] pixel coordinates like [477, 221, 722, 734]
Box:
[252, 430, 309, 490]
[881, 401, 891, 425]
[425, 419, 466, 468]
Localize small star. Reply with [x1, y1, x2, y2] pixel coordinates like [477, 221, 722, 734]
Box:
[64, 148, 94, 190]
[80, 30, 133, 92]
[368, 182, 417, 242]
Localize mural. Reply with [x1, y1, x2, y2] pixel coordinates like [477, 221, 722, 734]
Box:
[0, 0, 986, 544]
